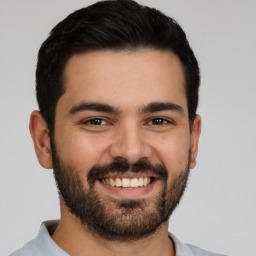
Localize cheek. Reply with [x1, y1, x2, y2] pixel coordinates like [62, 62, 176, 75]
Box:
[151, 132, 190, 174]
[54, 129, 111, 171]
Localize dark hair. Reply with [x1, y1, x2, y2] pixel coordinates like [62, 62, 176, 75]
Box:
[36, 0, 200, 134]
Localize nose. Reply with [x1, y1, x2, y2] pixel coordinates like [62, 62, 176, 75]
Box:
[109, 121, 150, 164]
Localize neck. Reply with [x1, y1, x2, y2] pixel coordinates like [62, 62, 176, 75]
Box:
[52, 203, 175, 256]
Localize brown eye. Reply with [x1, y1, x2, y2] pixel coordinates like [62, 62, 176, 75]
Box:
[83, 118, 108, 125]
[150, 118, 170, 125]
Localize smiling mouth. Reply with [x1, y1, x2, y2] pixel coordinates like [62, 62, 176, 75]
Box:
[99, 177, 156, 188]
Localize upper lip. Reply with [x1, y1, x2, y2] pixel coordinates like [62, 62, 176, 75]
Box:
[99, 171, 159, 179]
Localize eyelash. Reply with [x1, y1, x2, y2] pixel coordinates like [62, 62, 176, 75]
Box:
[146, 117, 173, 126]
[81, 117, 174, 126]
[81, 117, 109, 126]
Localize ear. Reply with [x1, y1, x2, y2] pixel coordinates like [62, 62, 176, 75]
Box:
[190, 114, 201, 169]
[29, 110, 53, 169]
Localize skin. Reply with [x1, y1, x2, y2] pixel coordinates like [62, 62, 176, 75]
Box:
[29, 49, 201, 256]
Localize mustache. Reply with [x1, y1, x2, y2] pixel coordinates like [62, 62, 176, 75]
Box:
[87, 158, 168, 185]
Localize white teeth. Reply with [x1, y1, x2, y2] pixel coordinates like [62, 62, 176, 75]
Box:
[110, 178, 115, 186]
[101, 177, 152, 188]
[115, 178, 122, 187]
[130, 178, 139, 188]
[138, 177, 144, 187]
[122, 178, 130, 187]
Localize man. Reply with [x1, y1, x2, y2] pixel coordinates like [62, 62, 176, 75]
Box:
[10, 0, 226, 255]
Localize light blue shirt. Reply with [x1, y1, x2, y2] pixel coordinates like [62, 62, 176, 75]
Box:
[10, 220, 227, 256]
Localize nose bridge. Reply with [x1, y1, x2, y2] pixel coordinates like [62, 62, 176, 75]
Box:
[110, 119, 148, 163]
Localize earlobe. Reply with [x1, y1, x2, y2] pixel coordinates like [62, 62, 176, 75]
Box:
[29, 110, 53, 169]
[190, 115, 201, 169]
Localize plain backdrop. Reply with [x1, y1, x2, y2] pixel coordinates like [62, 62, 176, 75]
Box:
[1, 1, 255, 255]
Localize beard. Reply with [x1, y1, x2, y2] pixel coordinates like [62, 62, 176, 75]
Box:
[51, 143, 191, 242]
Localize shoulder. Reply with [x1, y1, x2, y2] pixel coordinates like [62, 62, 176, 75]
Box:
[9, 220, 68, 256]
[9, 238, 40, 256]
[169, 233, 228, 256]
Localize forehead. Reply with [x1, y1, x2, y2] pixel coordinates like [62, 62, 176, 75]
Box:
[61, 49, 187, 113]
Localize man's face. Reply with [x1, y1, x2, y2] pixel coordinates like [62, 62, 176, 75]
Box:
[51, 49, 200, 240]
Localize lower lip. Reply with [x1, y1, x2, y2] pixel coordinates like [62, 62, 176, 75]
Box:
[96, 179, 159, 199]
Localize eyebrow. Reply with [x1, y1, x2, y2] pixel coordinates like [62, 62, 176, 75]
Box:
[69, 101, 184, 116]
[141, 102, 184, 115]
[69, 102, 120, 115]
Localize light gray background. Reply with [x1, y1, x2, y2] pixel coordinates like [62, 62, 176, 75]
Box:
[1, 1, 255, 255]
